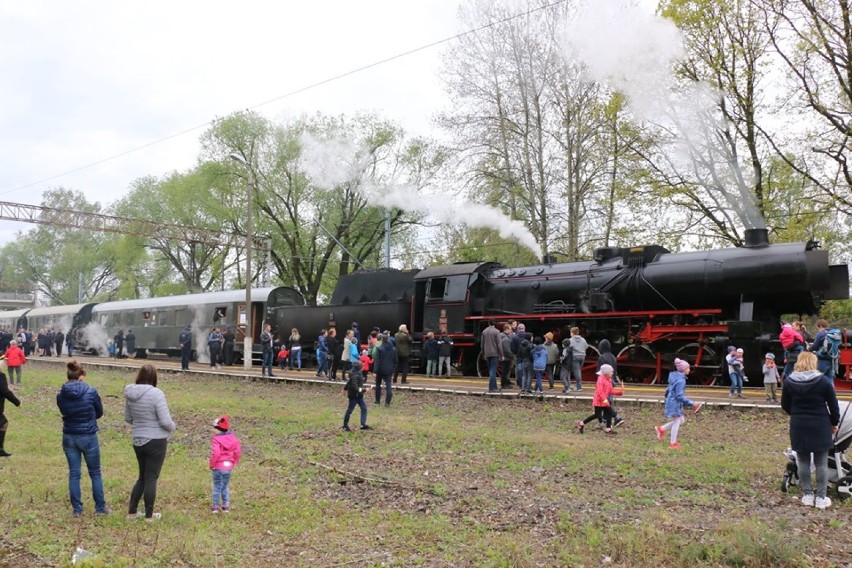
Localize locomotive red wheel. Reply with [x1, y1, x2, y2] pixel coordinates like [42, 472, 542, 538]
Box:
[476, 350, 506, 382]
[616, 344, 657, 384]
[675, 343, 719, 386]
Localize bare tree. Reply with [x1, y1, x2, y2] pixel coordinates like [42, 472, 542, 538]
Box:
[755, 0, 852, 213]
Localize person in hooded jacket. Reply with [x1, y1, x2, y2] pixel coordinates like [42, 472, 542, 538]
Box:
[209, 414, 242, 513]
[781, 351, 840, 510]
[438, 333, 454, 378]
[124, 365, 176, 521]
[543, 332, 559, 390]
[654, 358, 703, 449]
[56, 360, 108, 516]
[4, 339, 26, 385]
[531, 337, 547, 394]
[373, 334, 397, 407]
[596, 339, 624, 428]
[576, 364, 622, 435]
[342, 360, 372, 431]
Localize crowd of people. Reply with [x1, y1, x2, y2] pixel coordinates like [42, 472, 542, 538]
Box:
[0, 314, 842, 515]
[0, 326, 73, 358]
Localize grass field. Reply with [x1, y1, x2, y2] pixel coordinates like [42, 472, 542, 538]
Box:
[0, 364, 848, 567]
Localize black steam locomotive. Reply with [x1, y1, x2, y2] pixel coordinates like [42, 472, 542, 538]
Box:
[269, 229, 850, 386]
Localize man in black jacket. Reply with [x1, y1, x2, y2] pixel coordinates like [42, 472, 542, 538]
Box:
[327, 329, 340, 381]
[341, 361, 371, 431]
[222, 327, 236, 366]
[0, 369, 22, 457]
[374, 334, 397, 407]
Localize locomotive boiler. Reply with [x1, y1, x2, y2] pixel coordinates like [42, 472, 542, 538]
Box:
[274, 229, 850, 386]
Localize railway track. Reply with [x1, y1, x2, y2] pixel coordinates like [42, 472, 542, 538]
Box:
[26, 354, 852, 406]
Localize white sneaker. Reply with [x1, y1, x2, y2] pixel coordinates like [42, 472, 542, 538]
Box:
[801, 494, 815, 507]
[815, 496, 831, 510]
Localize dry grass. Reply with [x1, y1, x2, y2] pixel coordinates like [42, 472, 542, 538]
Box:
[0, 366, 848, 567]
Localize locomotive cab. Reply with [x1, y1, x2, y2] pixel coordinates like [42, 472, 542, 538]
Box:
[413, 263, 501, 337]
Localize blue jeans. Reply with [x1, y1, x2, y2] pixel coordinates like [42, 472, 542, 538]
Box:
[796, 449, 829, 498]
[62, 433, 106, 515]
[817, 358, 832, 376]
[344, 398, 368, 427]
[426, 359, 438, 376]
[573, 357, 585, 390]
[290, 349, 302, 369]
[487, 356, 499, 391]
[729, 372, 743, 395]
[212, 469, 232, 507]
[316, 352, 328, 376]
[533, 369, 544, 392]
[262, 350, 274, 374]
[517, 360, 530, 391]
[375, 374, 393, 405]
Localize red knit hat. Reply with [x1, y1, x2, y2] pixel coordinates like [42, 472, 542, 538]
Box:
[213, 415, 230, 431]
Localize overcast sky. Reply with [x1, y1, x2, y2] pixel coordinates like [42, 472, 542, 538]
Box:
[0, 0, 662, 246]
[0, 0, 466, 242]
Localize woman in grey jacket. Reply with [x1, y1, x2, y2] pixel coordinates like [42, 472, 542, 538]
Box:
[124, 365, 176, 520]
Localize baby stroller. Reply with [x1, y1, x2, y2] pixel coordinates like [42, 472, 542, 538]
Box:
[781, 400, 852, 500]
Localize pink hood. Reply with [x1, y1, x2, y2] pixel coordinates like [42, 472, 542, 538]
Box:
[210, 431, 242, 470]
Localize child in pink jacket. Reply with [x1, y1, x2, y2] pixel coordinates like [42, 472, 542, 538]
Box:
[210, 414, 242, 513]
[576, 364, 623, 435]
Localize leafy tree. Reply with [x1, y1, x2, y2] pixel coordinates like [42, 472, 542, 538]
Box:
[649, 0, 781, 245]
[755, 0, 852, 214]
[200, 111, 440, 305]
[113, 168, 238, 294]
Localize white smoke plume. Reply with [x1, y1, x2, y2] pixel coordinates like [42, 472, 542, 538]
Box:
[299, 132, 544, 258]
[191, 305, 211, 364]
[564, 0, 765, 229]
[80, 322, 109, 356]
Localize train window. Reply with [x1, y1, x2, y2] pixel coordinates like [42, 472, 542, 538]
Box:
[126, 312, 137, 326]
[428, 278, 447, 301]
[99, 314, 111, 327]
[142, 312, 151, 320]
[214, 307, 227, 322]
[114, 313, 123, 325]
[158, 311, 170, 326]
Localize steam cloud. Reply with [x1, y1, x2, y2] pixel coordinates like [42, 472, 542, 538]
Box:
[564, 0, 765, 229]
[80, 322, 109, 356]
[299, 133, 544, 259]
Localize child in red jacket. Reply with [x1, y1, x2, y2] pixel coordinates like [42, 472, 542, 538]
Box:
[576, 364, 622, 435]
[3, 340, 26, 385]
[210, 415, 242, 513]
[359, 349, 373, 377]
[277, 347, 289, 371]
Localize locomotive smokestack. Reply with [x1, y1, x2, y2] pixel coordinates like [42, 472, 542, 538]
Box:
[542, 254, 556, 265]
[743, 228, 769, 248]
